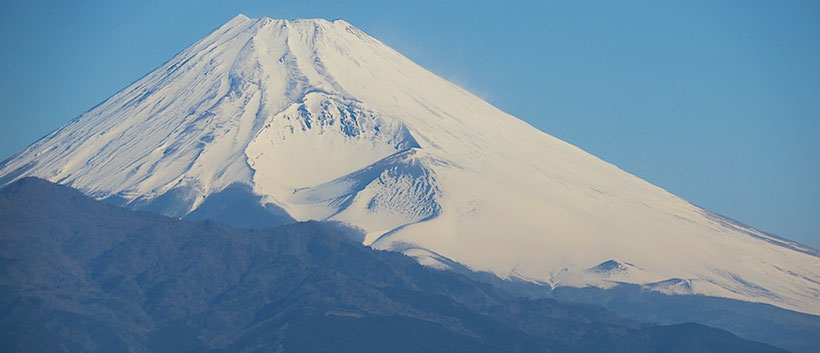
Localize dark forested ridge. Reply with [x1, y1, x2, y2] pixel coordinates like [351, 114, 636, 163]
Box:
[0, 178, 789, 352]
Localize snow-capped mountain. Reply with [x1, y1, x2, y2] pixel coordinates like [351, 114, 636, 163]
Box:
[1, 15, 817, 315]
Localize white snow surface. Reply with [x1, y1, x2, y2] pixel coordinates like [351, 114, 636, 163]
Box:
[2, 15, 818, 315]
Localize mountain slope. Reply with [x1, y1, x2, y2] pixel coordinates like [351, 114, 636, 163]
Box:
[0, 15, 817, 315]
[0, 177, 789, 353]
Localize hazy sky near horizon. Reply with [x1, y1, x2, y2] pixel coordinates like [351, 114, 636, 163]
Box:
[0, 0, 818, 247]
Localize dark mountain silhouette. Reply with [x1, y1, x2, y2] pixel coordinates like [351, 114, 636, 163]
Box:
[0, 178, 788, 352]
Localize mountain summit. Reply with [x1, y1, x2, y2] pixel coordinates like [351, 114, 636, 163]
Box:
[1, 15, 817, 315]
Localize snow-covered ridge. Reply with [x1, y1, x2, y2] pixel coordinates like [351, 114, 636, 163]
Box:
[1, 14, 818, 315]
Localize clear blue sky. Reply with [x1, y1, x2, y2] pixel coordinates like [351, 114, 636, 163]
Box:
[1, 0, 818, 247]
